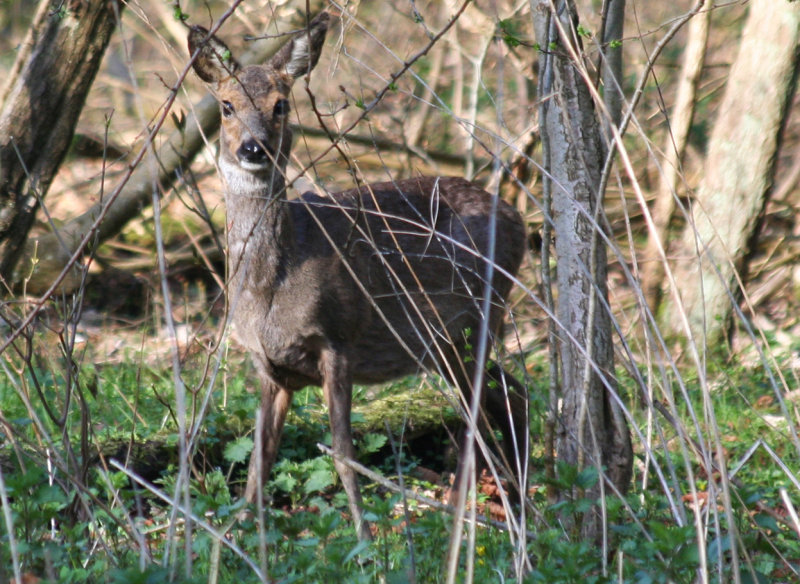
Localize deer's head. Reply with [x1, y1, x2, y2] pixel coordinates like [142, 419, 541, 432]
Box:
[188, 13, 329, 181]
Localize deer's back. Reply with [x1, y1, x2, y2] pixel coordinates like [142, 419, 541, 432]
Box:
[279, 176, 525, 383]
[292, 177, 524, 273]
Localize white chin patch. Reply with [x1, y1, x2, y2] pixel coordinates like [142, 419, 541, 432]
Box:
[239, 160, 271, 172]
[220, 157, 273, 192]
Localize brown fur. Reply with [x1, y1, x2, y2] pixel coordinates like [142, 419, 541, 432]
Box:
[188, 13, 528, 540]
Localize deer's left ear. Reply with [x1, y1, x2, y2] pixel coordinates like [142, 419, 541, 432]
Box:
[188, 25, 241, 84]
[269, 12, 330, 80]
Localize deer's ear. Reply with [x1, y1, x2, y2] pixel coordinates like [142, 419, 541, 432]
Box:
[188, 25, 240, 84]
[270, 12, 330, 79]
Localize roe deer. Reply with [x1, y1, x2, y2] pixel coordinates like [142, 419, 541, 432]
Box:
[188, 12, 528, 540]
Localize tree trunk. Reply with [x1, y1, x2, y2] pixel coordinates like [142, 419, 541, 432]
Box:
[533, 0, 632, 540]
[642, 5, 712, 314]
[666, 0, 800, 343]
[0, 0, 124, 287]
[600, 0, 625, 134]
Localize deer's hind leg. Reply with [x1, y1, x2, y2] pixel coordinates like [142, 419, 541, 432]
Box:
[443, 342, 529, 506]
[441, 343, 489, 506]
[484, 362, 529, 501]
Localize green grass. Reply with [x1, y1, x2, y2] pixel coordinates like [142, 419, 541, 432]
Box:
[1, 338, 799, 583]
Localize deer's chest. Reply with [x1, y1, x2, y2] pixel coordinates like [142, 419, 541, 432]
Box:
[230, 285, 347, 388]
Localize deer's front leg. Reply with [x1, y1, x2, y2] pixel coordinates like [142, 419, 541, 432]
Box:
[321, 348, 371, 541]
[244, 378, 293, 503]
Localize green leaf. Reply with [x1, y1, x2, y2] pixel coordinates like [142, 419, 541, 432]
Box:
[344, 539, 372, 564]
[754, 512, 781, 533]
[33, 483, 68, 506]
[576, 466, 599, 489]
[362, 432, 387, 454]
[677, 541, 700, 565]
[574, 497, 595, 514]
[172, 6, 189, 22]
[272, 472, 298, 493]
[223, 436, 253, 464]
[304, 469, 335, 494]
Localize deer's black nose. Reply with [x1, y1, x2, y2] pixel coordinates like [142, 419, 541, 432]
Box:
[237, 138, 274, 165]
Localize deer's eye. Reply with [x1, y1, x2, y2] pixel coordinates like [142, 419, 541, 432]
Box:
[273, 98, 290, 117]
[221, 100, 235, 117]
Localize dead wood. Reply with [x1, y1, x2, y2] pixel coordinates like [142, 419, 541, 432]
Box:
[0, 0, 125, 287]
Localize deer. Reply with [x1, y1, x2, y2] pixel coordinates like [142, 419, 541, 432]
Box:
[187, 12, 528, 540]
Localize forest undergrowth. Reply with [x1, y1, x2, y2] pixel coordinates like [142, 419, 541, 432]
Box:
[1, 0, 800, 582]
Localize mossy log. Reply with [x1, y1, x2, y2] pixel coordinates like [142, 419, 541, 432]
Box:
[0, 385, 457, 487]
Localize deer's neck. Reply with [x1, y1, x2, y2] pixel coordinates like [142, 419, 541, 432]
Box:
[222, 163, 295, 302]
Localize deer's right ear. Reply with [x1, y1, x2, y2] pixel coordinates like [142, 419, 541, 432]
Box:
[188, 25, 240, 84]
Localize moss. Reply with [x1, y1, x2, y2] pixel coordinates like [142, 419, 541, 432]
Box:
[352, 384, 460, 438]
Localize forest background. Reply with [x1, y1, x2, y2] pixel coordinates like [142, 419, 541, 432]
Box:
[0, 0, 799, 582]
